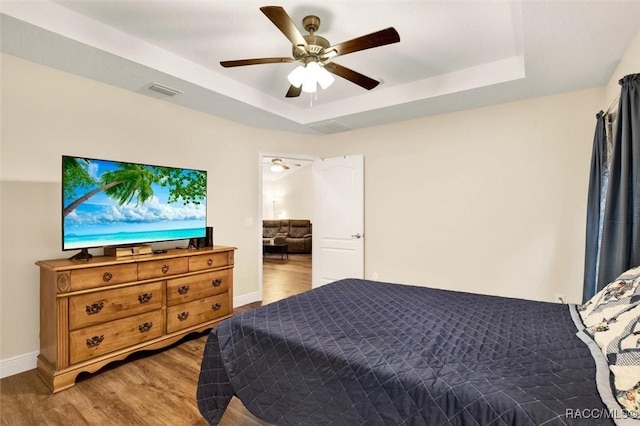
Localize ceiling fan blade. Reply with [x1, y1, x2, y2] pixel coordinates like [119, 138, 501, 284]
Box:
[285, 85, 302, 98]
[324, 62, 380, 90]
[325, 27, 400, 58]
[260, 6, 309, 50]
[220, 57, 296, 67]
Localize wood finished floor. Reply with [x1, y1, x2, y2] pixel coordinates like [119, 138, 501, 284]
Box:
[0, 254, 312, 426]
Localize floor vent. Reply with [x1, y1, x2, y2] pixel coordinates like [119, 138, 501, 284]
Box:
[308, 120, 352, 134]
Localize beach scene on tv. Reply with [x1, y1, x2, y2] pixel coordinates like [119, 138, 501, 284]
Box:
[63, 157, 207, 250]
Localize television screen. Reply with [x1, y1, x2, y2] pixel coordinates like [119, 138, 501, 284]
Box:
[62, 156, 206, 251]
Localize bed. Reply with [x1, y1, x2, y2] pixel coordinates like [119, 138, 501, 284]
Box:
[197, 277, 640, 425]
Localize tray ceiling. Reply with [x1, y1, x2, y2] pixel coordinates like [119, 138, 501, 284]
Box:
[1, 1, 639, 134]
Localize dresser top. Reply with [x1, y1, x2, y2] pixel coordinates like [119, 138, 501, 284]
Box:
[36, 245, 236, 271]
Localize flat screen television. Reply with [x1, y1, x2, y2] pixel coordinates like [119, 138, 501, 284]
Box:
[62, 155, 207, 259]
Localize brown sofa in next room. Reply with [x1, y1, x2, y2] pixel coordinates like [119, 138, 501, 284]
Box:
[263, 219, 312, 254]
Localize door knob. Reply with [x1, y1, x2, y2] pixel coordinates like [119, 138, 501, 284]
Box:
[351, 233, 362, 239]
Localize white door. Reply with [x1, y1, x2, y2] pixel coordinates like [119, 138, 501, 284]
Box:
[312, 155, 364, 288]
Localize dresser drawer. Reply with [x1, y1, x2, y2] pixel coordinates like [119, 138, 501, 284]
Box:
[138, 257, 188, 280]
[166, 294, 229, 334]
[69, 310, 163, 364]
[189, 252, 229, 272]
[68, 281, 164, 330]
[69, 264, 137, 291]
[166, 270, 230, 306]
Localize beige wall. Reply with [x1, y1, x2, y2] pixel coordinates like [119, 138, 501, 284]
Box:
[2, 32, 637, 374]
[264, 165, 313, 220]
[319, 87, 604, 304]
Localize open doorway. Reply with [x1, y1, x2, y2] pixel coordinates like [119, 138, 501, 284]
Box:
[259, 153, 314, 304]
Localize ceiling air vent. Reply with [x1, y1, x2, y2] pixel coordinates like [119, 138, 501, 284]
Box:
[147, 82, 182, 97]
[308, 120, 352, 134]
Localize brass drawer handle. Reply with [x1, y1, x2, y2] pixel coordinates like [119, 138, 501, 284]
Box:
[161, 264, 169, 274]
[212, 278, 222, 287]
[207, 258, 213, 266]
[138, 293, 153, 303]
[212, 302, 222, 311]
[85, 302, 104, 315]
[177, 311, 190, 321]
[103, 272, 113, 282]
[178, 285, 190, 295]
[86, 335, 104, 348]
[138, 322, 153, 333]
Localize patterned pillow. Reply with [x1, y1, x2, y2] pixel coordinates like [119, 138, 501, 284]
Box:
[618, 265, 640, 281]
[584, 303, 640, 415]
[579, 274, 640, 327]
[580, 265, 640, 416]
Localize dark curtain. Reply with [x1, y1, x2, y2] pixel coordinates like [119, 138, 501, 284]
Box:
[582, 111, 609, 302]
[589, 73, 640, 300]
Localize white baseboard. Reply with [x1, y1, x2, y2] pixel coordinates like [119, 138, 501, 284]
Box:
[0, 294, 260, 380]
[234, 291, 261, 308]
[0, 350, 38, 379]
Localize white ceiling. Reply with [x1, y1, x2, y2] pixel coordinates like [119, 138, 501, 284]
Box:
[1, 1, 639, 135]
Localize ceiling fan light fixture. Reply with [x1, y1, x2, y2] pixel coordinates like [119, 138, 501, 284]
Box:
[316, 66, 335, 89]
[301, 78, 317, 93]
[307, 61, 334, 90]
[287, 65, 306, 88]
[289, 62, 335, 93]
[270, 164, 285, 173]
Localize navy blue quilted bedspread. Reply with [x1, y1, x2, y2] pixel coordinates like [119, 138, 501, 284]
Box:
[197, 279, 612, 425]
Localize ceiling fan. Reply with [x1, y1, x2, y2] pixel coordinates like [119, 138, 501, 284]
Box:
[220, 6, 400, 98]
[265, 158, 301, 172]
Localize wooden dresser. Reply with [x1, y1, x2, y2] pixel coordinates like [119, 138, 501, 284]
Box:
[35, 245, 235, 392]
